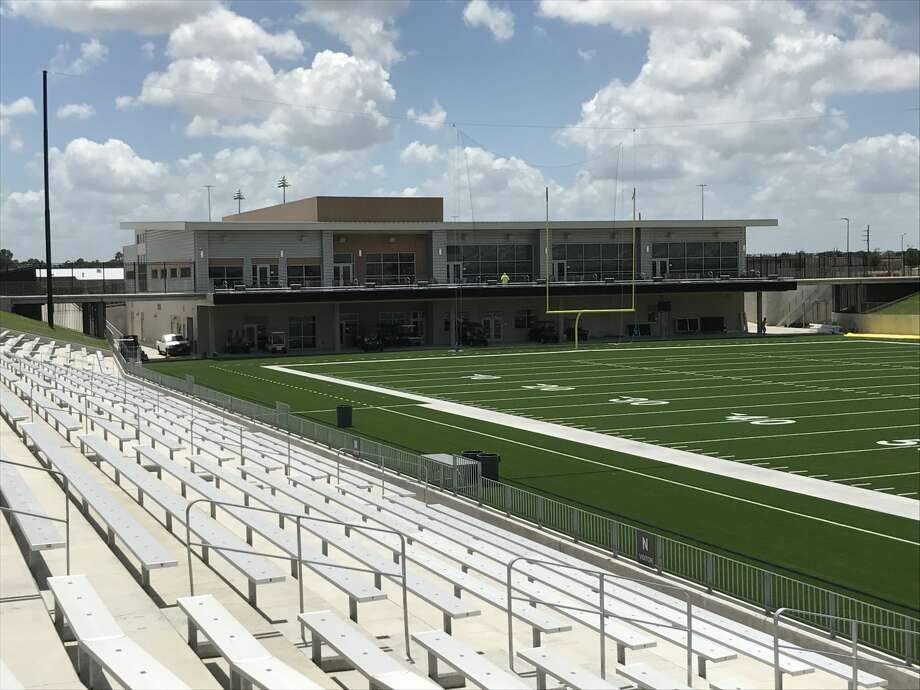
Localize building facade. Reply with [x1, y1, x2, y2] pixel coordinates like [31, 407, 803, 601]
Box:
[120, 196, 790, 354]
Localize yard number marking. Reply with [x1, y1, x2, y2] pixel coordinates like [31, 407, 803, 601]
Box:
[609, 396, 670, 406]
[522, 383, 575, 391]
[876, 439, 920, 447]
[462, 374, 502, 380]
[726, 412, 795, 426]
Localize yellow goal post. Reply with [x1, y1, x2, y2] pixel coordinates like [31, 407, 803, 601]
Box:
[543, 187, 637, 348]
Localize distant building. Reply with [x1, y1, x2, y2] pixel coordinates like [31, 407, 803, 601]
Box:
[120, 195, 788, 354]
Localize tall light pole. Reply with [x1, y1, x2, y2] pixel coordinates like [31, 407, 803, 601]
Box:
[697, 184, 707, 220]
[42, 69, 54, 328]
[233, 189, 245, 214]
[863, 224, 871, 277]
[840, 217, 850, 277]
[901, 232, 907, 276]
[203, 185, 214, 221]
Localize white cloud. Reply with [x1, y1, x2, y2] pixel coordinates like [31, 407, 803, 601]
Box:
[114, 95, 139, 111]
[50, 39, 109, 75]
[298, 0, 409, 66]
[141, 41, 156, 59]
[577, 48, 596, 62]
[56, 103, 96, 120]
[136, 49, 395, 152]
[463, 1, 514, 41]
[4, 0, 217, 35]
[407, 100, 447, 129]
[0, 97, 37, 152]
[167, 6, 304, 61]
[0, 97, 36, 117]
[400, 141, 445, 165]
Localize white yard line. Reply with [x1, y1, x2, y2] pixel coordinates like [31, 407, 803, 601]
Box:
[606, 419, 919, 437]
[741, 446, 914, 463]
[833, 471, 920, 482]
[265, 364, 920, 523]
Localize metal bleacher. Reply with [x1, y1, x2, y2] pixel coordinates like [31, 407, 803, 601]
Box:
[0, 329, 908, 690]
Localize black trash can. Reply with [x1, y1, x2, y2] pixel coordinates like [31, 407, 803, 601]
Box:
[462, 450, 484, 461]
[477, 453, 501, 481]
[336, 405, 353, 428]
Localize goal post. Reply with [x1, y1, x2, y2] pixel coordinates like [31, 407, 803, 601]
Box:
[543, 187, 637, 348]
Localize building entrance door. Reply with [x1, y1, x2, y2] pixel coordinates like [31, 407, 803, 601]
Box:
[652, 259, 668, 277]
[333, 263, 353, 286]
[447, 262, 462, 284]
[552, 260, 566, 282]
[482, 313, 503, 341]
[254, 264, 272, 287]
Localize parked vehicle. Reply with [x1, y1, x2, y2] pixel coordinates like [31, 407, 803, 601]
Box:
[114, 335, 140, 360]
[156, 333, 190, 356]
[528, 320, 558, 344]
[377, 323, 423, 347]
[266, 331, 288, 354]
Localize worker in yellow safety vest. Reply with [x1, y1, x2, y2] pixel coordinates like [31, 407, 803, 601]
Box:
[500, 272, 510, 284]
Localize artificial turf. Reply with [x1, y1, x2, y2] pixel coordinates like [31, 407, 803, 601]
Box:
[148, 335, 920, 613]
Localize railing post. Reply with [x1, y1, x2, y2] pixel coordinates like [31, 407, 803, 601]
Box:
[599, 573, 606, 679]
[610, 520, 618, 558]
[572, 510, 581, 543]
[504, 484, 511, 517]
[536, 498, 544, 530]
[851, 619, 859, 690]
[827, 592, 836, 639]
[763, 571, 773, 613]
[706, 552, 714, 593]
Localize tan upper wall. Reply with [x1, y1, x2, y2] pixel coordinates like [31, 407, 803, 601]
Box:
[222, 196, 444, 223]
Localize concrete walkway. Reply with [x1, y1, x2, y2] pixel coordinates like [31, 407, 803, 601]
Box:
[266, 366, 919, 524]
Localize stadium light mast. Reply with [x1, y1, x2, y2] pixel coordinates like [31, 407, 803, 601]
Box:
[277, 176, 291, 203]
[42, 69, 54, 328]
[697, 184, 707, 220]
[864, 224, 871, 276]
[233, 189, 245, 214]
[901, 232, 907, 276]
[840, 217, 850, 277]
[203, 185, 214, 221]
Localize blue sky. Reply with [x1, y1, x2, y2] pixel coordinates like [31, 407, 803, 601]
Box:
[1, 0, 918, 260]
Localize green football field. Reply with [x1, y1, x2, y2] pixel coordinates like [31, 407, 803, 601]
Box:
[148, 335, 920, 612]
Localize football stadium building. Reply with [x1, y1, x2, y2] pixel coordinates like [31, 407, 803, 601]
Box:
[120, 196, 791, 354]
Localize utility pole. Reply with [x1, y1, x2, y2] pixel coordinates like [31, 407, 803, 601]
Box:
[863, 224, 871, 277]
[203, 185, 214, 221]
[840, 217, 850, 277]
[901, 233, 907, 276]
[697, 184, 707, 220]
[42, 69, 54, 328]
[233, 189, 245, 214]
[277, 176, 291, 203]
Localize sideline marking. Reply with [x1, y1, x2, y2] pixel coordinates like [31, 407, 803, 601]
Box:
[264, 364, 920, 523]
[375, 405, 918, 547]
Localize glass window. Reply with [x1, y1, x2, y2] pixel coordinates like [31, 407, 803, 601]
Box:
[446, 245, 460, 261]
[169, 268, 178, 278]
[366, 252, 415, 284]
[151, 268, 159, 279]
[704, 242, 721, 258]
[602, 244, 619, 259]
[479, 245, 497, 261]
[669, 243, 685, 258]
[567, 244, 583, 260]
[514, 309, 533, 329]
[685, 243, 703, 257]
[552, 244, 565, 260]
[334, 253, 353, 264]
[652, 243, 669, 259]
[721, 242, 738, 258]
[179, 267, 191, 278]
[584, 244, 601, 260]
[516, 245, 532, 261]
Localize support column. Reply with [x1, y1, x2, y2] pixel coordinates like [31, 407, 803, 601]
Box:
[333, 302, 341, 353]
[756, 291, 763, 334]
[449, 302, 457, 348]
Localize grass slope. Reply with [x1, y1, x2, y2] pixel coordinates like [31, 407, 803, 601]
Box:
[0, 311, 108, 348]
[873, 291, 919, 315]
[148, 337, 920, 612]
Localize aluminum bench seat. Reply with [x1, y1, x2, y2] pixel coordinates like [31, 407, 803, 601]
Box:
[21, 424, 176, 587]
[80, 436, 284, 605]
[412, 630, 529, 689]
[707, 677, 749, 690]
[18, 387, 82, 441]
[209, 459, 480, 628]
[0, 365, 20, 385]
[299, 610, 440, 690]
[137, 424, 184, 458]
[0, 391, 30, 426]
[134, 445, 380, 610]
[0, 659, 24, 690]
[516, 647, 631, 690]
[618, 662, 692, 690]
[188, 437, 237, 465]
[0, 460, 66, 559]
[48, 574, 190, 690]
[177, 594, 321, 690]
[87, 415, 136, 450]
[237, 462, 571, 638]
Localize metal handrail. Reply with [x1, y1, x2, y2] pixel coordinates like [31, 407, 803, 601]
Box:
[773, 607, 919, 689]
[0, 458, 70, 576]
[183, 497, 412, 661]
[506, 556, 694, 686]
